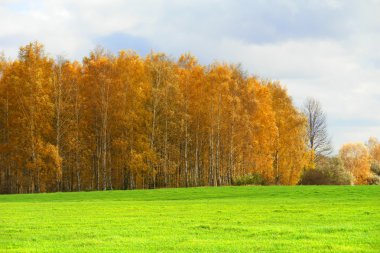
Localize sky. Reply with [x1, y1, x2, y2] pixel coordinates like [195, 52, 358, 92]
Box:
[0, 0, 379, 152]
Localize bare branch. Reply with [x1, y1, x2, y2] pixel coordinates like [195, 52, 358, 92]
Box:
[303, 97, 332, 160]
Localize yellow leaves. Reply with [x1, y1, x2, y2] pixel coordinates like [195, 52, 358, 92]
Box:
[339, 143, 371, 185]
[268, 82, 308, 185]
[249, 82, 277, 182]
[304, 150, 316, 169]
[130, 150, 147, 173]
[40, 143, 62, 175]
[178, 53, 198, 69]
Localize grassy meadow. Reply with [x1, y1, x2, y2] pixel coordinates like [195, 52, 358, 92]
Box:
[0, 186, 379, 252]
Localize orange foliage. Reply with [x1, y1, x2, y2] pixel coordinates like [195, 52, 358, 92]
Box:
[0, 42, 311, 193]
[339, 143, 371, 185]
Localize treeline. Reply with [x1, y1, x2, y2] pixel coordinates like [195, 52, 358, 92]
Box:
[0, 42, 311, 193]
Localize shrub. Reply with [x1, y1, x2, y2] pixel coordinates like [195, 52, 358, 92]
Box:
[299, 157, 353, 185]
[367, 173, 380, 185]
[368, 162, 380, 185]
[370, 162, 380, 176]
[232, 173, 267, 186]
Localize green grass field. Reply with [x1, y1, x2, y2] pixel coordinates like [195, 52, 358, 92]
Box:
[1, 186, 379, 252]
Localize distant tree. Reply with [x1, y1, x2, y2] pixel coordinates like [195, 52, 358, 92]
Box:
[339, 143, 371, 185]
[365, 137, 380, 184]
[366, 137, 380, 173]
[303, 98, 332, 165]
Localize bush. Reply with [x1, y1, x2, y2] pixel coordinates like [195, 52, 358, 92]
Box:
[232, 173, 267, 186]
[367, 173, 380, 185]
[370, 162, 380, 176]
[367, 162, 380, 185]
[299, 157, 353, 185]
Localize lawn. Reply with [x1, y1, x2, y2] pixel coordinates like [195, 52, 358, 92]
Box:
[0, 186, 379, 252]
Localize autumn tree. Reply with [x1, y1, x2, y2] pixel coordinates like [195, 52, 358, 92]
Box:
[0, 53, 10, 192]
[269, 82, 307, 185]
[339, 143, 371, 185]
[248, 79, 277, 183]
[367, 137, 380, 165]
[178, 55, 207, 187]
[52, 60, 89, 191]
[82, 47, 116, 190]
[110, 50, 151, 189]
[0, 42, 61, 193]
[366, 137, 380, 179]
[145, 53, 182, 188]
